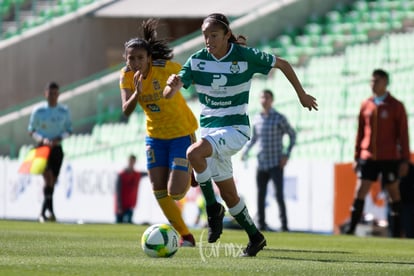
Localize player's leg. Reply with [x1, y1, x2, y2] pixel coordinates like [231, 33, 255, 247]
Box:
[386, 181, 402, 237]
[346, 179, 372, 234]
[256, 169, 269, 231]
[187, 139, 223, 242]
[167, 169, 195, 246]
[167, 135, 197, 246]
[167, 134, 193, 198]
[40, 170, 54, 222]
[126, 209, 133, 224]
[216, 178, 266, 257]
[147, 137, 195, 246]
[271, 166, 288, 231]
[210, 127, 265, 256]
[150, 167, 193, 243]
[383, 160, 402, 237]
[187, 139, 218, 206]
[116, 212, 123, 224]
[41, 145, 63, 222]
[345, 159, 377, 234]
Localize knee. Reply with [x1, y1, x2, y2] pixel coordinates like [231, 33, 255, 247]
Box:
[170, 193, 185, 201]
[186, 139, 212, 163]
[168, 182, 189, 201]
[186, 145, 198, 163]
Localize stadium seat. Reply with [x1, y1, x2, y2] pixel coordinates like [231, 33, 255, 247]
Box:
[9, 0, 414, 163]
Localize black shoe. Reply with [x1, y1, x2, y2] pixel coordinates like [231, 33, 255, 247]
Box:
[340, 223, 355, 235]
[48, 214, 56, 222]
[240, 231, 267, 257]
[345, 228, 355, 235]
[281, 226, 289, 232]
[207, 203, 225, 243]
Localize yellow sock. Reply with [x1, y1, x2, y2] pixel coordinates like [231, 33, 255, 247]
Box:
[154, 190, 190, 236]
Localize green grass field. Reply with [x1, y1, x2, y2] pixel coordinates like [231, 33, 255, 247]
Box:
[1, 220, 413, 275]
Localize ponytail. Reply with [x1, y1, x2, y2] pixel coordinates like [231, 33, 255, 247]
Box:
[124, 18, 174, 60]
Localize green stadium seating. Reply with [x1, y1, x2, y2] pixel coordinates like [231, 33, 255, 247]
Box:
[12, 0, 414, 163]
[0, 0, 99, 40]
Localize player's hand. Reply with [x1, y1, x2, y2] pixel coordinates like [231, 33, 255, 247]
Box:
[164, 74, 181, 98]
[299, 93, 318, 111]
[352, 161, 359, 172]
[133, 70, 143, 94]
[42, 138, 52, 146]
[280, 156, 288, 167]
[399, 161, 409, 177]
[166, 74, 181, 89]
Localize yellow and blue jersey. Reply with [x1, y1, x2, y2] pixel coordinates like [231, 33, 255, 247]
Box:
[120, 60, 198, 139]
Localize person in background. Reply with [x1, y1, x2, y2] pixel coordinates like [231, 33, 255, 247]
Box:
[115, 154, 147, 223]
[119, 19, 198, 246]
[344, 69, 410, 237]
[28, 81, 72, 223]
[164, 13, 317, 257]
[241, 89, 296, 232]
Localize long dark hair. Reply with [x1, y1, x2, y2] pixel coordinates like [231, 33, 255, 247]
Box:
[124, 18, 174, 60]
[202, 13, 247, 45]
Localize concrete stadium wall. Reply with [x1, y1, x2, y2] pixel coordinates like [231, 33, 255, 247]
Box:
[0, 12, 202, 111]
[0, 73, 121, 157]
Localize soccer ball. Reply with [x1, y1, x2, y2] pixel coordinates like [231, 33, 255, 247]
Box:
[141, 224, 179, 258]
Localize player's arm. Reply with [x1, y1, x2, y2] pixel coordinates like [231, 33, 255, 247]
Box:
[163, 74, 183, 99]
[121, 70, 143, 116]
[28, 111, 41, 143]
[121, 88, 138, 117]
[274, 57, 318, 111]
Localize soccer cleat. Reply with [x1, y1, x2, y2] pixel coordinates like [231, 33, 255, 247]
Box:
[240, 232, 267, 257]
[38, 215, 46, 223]
[48, 214, 57, 222]
[339, 223, 355, 235]
[207, 203, 225, 243]
[281, 226, 289, 232]
[344, 227, 355, 235]
[179, 233, 196, 247]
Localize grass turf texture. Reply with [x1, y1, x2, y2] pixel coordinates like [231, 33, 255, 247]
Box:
[1, 220, 413, 275]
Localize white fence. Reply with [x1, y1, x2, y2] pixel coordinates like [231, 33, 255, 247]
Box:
[0, 158, 336, 233]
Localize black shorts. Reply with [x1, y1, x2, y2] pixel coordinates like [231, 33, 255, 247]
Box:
[46, 145, 64, 178]
[356, 159, 400, 185]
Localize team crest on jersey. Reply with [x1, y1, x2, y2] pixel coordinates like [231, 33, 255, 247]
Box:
[152, 79, 161, 91]
[230, 61, 240, 73]
[380, 110, 388, 119]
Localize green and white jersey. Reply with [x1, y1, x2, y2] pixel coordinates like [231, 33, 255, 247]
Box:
[179, 43, 276, 132]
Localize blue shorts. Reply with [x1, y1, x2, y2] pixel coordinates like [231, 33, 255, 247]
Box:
[145, 134, 195, 172]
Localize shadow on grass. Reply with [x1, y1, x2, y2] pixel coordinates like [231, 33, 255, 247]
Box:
[264, 248, 414, 266]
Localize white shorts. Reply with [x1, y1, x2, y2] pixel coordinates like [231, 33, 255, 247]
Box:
[202, 126, 250, 182]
